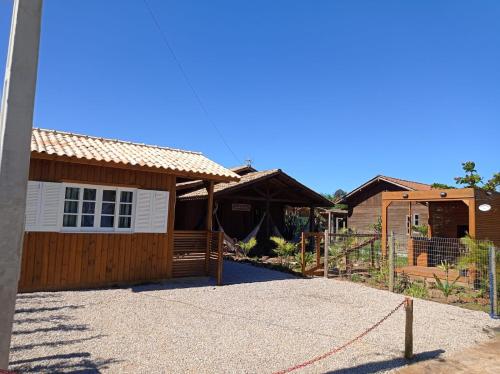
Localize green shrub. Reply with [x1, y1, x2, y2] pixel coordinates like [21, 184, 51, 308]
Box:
[270, 236, 297, 268]
[294, 251, 315, 269]
[404, 281, 428, 299]
[237, 238, 257, 257]
[350, 273, 363, 283]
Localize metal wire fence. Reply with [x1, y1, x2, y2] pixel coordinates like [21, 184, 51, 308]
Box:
[322, 232, 499, 318]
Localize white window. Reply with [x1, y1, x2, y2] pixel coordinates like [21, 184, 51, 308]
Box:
[406, 215, 411, 235]
[25, 181, 168, 234]
[61, 185, 135, 232]
[413, 214, 419, 226]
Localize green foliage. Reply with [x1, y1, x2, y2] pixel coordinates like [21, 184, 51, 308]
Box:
[458, 235, 492, 291]
[484, 172, 500, 192]
[431, 183, 456, 189]
[454, 161, 483, 188]
[350, 273, 363, 283]
[270, 236, 297, 267]
[294, 251, 314, 268]
[237, 238, 257, 257]
[433, 260, 460, 299]
[404, 281, 429, 299]
[433, 161, 499, 192]
[411, 224, 428, 237]
[371, 216, 382, 234]
[283, 211, 308, 241]
[322, 189, 347, 203]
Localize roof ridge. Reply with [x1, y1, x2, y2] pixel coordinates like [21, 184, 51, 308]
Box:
[380, 175, 430, 186]
[34, 127, 203, 155]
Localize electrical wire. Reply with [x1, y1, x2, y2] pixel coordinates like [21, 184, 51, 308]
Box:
[142, 0, 241, 164]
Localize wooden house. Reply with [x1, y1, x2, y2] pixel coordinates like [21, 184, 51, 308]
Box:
[19, 128, 239, 292]
[176, 166, 333, 252]
[338, 175, 431, 235]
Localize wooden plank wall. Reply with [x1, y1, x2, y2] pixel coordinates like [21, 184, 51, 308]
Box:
[18, 157, 174, 292]
[475, 189, 500, 246]
[19, 232, 168, 292]
[172, 231, 207, 277]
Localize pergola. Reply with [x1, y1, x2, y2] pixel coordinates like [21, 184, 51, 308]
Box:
[381, 188, 500, 255]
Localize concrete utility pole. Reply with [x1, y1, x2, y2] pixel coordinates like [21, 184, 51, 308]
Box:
[0, 0, 43, 369]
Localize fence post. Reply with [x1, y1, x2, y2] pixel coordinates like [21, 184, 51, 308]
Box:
[388, 231, 395, 292]
[324, 229, 329, 278]
[301, 232, 306, 275]
[404, 297, 413, 359]
[489, 246, 498, 318]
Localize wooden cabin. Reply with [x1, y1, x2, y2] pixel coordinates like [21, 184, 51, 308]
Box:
[338, 175, 431, 235]
[176, 166, 333, 253]
[19, 128, 239, 292]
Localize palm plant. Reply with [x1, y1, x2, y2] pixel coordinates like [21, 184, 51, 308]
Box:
[237, 238, 257, 258]
[270, 236, 297, 268]
[433, 260, 460, 300]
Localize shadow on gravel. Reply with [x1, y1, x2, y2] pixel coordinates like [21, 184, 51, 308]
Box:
[9, 352, 118, 373]
[10, 295, 118, 373]
[325, 349, 445, 374]
[132, 260, 297, 293]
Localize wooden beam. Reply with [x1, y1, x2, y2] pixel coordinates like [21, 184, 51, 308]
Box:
[382, 188, 475, 202]
[205, 181, 214, 274]
[166, 176, 177, 278]
[468, 197, 476, 238]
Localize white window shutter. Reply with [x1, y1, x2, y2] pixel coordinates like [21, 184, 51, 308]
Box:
[151, 191, 169, 233]
[134, 189, 153, 232]
[39, 182, 63, 231]
[25, 181, 42, 231]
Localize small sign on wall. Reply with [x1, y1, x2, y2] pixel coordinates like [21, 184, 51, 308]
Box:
[232, 203, 251, 212]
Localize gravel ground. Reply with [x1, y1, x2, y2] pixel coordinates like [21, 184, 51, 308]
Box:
[9, 261, 500, 373]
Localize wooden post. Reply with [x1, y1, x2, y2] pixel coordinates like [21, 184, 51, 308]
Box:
[166, 176, 177, 278]
[381, 201, 390, 257]
[489, 246, 498, 317]
[309, 207, 315, 233]
[217, 231, 224, 286]
[404, 297, 414, 359]
[301, 232, 306, 274]
[388, 231, 395, 292]
[315, 234, 321, 268]
[324, 229, 329, 278]
[205, 181, 214, 275]
[370, 241, 375, 268]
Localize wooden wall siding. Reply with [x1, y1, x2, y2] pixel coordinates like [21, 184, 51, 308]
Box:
[172, 231, 207, 277]
[347, 181, 429, 235]
[18, 232, 169, 292]
[29, 157, 172, 191]
[428, 201, 468, 238]
[387, 201, 429, 236]
[475, 190, 500, 246]
[18, 157, 175, 292]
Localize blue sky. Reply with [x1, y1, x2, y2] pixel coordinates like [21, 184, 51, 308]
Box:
[1, 0, 499, 193]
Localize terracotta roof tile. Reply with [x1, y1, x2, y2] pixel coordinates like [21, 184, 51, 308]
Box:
[380, 176, 432, 191]
[31, 128, 239, 181]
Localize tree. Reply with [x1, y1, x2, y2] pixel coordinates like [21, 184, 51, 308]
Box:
[454, 161, 483, 188]
[433, 162, 499, 192]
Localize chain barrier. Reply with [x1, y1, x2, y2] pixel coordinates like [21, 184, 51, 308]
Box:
[273, 299, 407, 374]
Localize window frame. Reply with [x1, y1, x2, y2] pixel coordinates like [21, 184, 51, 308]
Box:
[413, 214, 420, 226]
[59, 183, 136, 233]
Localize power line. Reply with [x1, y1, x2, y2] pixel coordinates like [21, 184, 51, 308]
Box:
[142, 0, 241, 164]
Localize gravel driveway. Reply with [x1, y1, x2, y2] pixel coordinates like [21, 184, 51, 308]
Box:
[9, 261, 499, 373]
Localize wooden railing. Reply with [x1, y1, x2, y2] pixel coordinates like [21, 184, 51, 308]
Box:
[173, 230, 224, 285]
[301, 232, 324, 276]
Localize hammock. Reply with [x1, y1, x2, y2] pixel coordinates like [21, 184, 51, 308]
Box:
[214, 205, 266, 254]
[242, 212, 266, 243]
